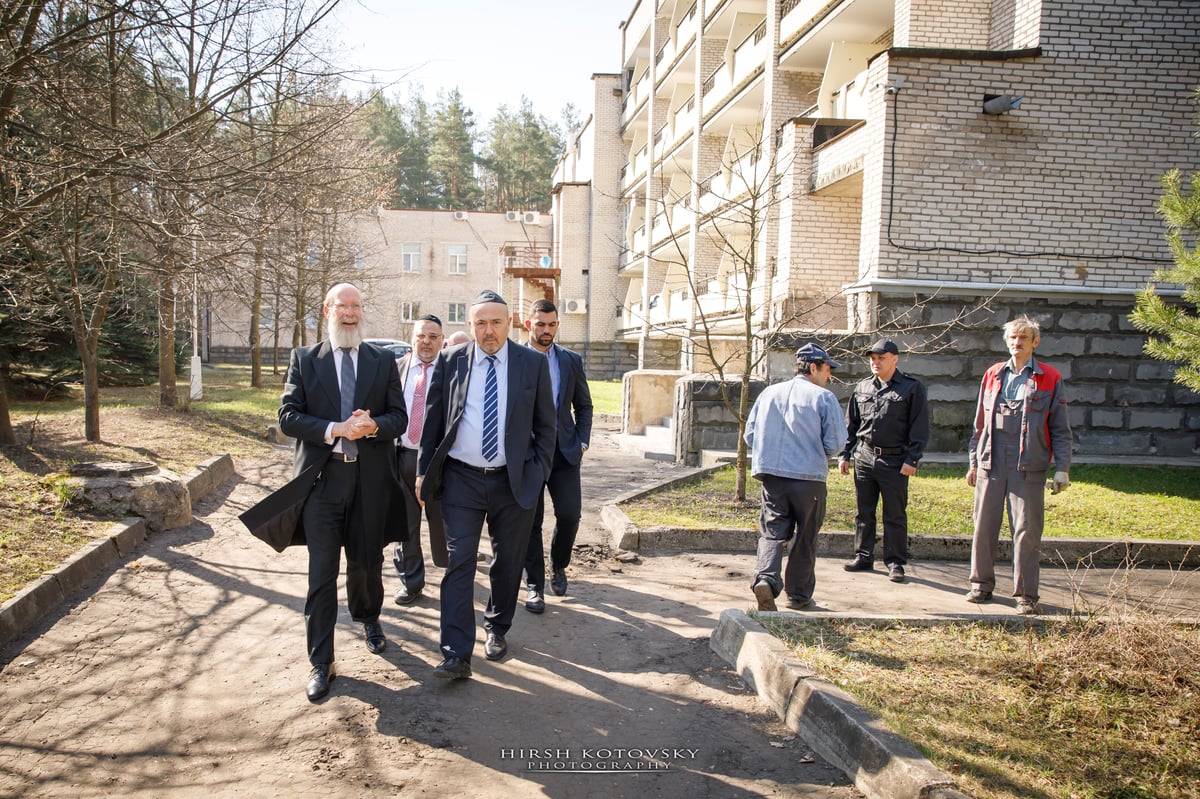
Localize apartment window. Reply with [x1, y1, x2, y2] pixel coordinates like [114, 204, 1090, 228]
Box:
[448, 244, 468, 275]
[400, 302, 417, 322]
[448, 303, 466, 323]
[402, 243, 421, 273]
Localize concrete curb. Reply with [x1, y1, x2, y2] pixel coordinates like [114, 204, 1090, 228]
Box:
[0, 453, 235, 650]
[601, 469, 1200, 567]
[711, 609, 973, 799]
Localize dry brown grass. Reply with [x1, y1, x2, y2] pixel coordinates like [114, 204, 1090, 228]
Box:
[0, 368, 281, 602]
[762, 606, 1200, 799]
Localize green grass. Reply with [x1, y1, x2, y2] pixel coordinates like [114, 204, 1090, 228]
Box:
[621, 464, 1200, 541]
[588, 378, 622, 416]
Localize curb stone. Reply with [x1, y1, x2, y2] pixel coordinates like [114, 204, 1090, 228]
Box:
[603, 472, 1200, 567]
[711, 609, 973, 799]
[0, 453, 236, 650]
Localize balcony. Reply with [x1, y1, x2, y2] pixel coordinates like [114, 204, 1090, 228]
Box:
[622, 69, 651, 127]
[779, 0, 894, 72]
[731, 21, 767, 86]
[701, 61, 730, 114]
[810, 121, 867, 196]
[501, 243, 557, 279]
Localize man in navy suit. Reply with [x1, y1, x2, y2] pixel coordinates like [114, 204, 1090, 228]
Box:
[416, 290, 556, 679]
[521, 299, 593, 613]
[278, 283, 408, 701]
[391, 314, 448, 605]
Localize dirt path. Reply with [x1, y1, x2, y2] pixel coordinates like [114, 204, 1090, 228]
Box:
[0, 423, 861, 798]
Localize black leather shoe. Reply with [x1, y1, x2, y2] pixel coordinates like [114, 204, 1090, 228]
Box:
[550, 569, 568, 596]
[394, 586, 423, 605]
[525, 587, 545, 614]
[889, 565, 906, 583]
[786, 595, 811, 609]
[363, 622, 387, 654]
[484, 631, 508, 661]
[306, 663, 335, 701]
[843, 556, 874, 572]
[433, 656, 472, 680]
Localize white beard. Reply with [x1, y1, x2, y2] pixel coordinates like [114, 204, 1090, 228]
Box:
[327, 317, 364, 350]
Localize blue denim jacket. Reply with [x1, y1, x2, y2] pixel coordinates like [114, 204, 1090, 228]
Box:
[745, 376, 847, 482]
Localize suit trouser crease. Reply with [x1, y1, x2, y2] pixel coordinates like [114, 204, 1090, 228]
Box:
[851, 455, 909, 566]
[393, 447, 448, 590]
[753, 476, 826, 602]
[439, 461, 536, 661]
[303, 462, 384, 666]
[970, 427, 1045, 600]
[524, 450, 582, 591]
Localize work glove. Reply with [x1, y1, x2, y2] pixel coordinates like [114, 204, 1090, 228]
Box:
[1051, 471, 1070, 494]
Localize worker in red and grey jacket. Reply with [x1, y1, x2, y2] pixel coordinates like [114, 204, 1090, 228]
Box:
[965, 315, 1072, 616]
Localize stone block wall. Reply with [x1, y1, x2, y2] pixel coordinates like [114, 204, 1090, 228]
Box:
[830, 293, 1200, 458]
[673, 374, 766, 466]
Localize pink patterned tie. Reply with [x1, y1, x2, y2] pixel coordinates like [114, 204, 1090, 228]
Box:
[406, 362, 430, 443]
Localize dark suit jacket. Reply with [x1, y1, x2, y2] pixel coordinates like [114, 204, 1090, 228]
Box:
[418, 340, 556, 509]
[241, 340, 408, 558]
[543, 343, 593, 466]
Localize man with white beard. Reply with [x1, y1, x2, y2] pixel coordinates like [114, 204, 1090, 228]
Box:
[277, 282, 408, 702]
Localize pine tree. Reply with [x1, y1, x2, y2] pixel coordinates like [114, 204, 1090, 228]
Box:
[1132, 166, 1200, 393]
[428, 88, 481, 210]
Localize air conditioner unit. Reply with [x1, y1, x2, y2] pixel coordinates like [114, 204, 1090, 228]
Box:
[452, 210, 468, 221]
[505, 210, 520, 222]
[564, 298, 587, 314]
[538, 255, 553, 269]
[522, 211, 541, 225]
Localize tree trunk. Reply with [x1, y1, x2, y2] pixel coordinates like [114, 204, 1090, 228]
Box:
[249, 239, 264, 387]
[81, 342, 102, 442]
[0, 368, 15, 445]
[158, 269, 177, 408]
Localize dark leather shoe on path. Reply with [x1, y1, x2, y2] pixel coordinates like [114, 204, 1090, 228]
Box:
[394, 586, 422, 605]
[752, 580, 777, 611]
[484, 631, 508, 661]
[843, 556, 874, 572]
[550, 569, 568, 596]
[433, 656, 472, 680]
[306, 663, 335, 701]
[889, 564, 906, 583]
[524, 587, 545, 614]
[786, 595, 811, 609]
[363, 621, 387, 654]
[965, 588, 993, 603]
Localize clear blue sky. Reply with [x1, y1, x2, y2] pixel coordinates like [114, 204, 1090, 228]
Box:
[329, 0, 629, 124]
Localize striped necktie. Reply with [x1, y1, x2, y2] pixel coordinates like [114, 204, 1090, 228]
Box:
[481, 355, 498, 461]
[339, 347, 357, 459]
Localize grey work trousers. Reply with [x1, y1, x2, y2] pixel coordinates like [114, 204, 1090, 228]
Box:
[752, 475, 827, 602]
[969, 422, 1046, 601]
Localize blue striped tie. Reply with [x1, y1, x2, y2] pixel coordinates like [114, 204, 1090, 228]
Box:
[481, 355, 499, 461]
[339, 347, 357, 459]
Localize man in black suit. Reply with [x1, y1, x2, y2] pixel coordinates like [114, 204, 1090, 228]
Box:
[416, 289, 556, 679]
[278, 282, 408, 702]
[521, 299, 593, 613]
[392, 314, 447, 605]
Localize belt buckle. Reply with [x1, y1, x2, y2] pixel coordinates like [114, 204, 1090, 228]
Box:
[343, 453, 357, 463]
[872, 446, 883, 455]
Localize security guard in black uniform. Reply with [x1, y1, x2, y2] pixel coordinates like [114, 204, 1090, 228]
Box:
[839, 339, 929, 583]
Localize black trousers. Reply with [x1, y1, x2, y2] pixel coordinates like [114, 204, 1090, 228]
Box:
[438, 460, 536, 662]
[851, 455, 910, 566]
[302, 460, 383, 666]
[523, 448, 582, 592]
[392, 447, 447, 591]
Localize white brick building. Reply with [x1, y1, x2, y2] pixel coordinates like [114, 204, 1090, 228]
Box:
[553, 0, 1200, 454]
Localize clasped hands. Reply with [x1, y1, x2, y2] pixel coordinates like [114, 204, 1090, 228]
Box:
[336, 409, 378, 440]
